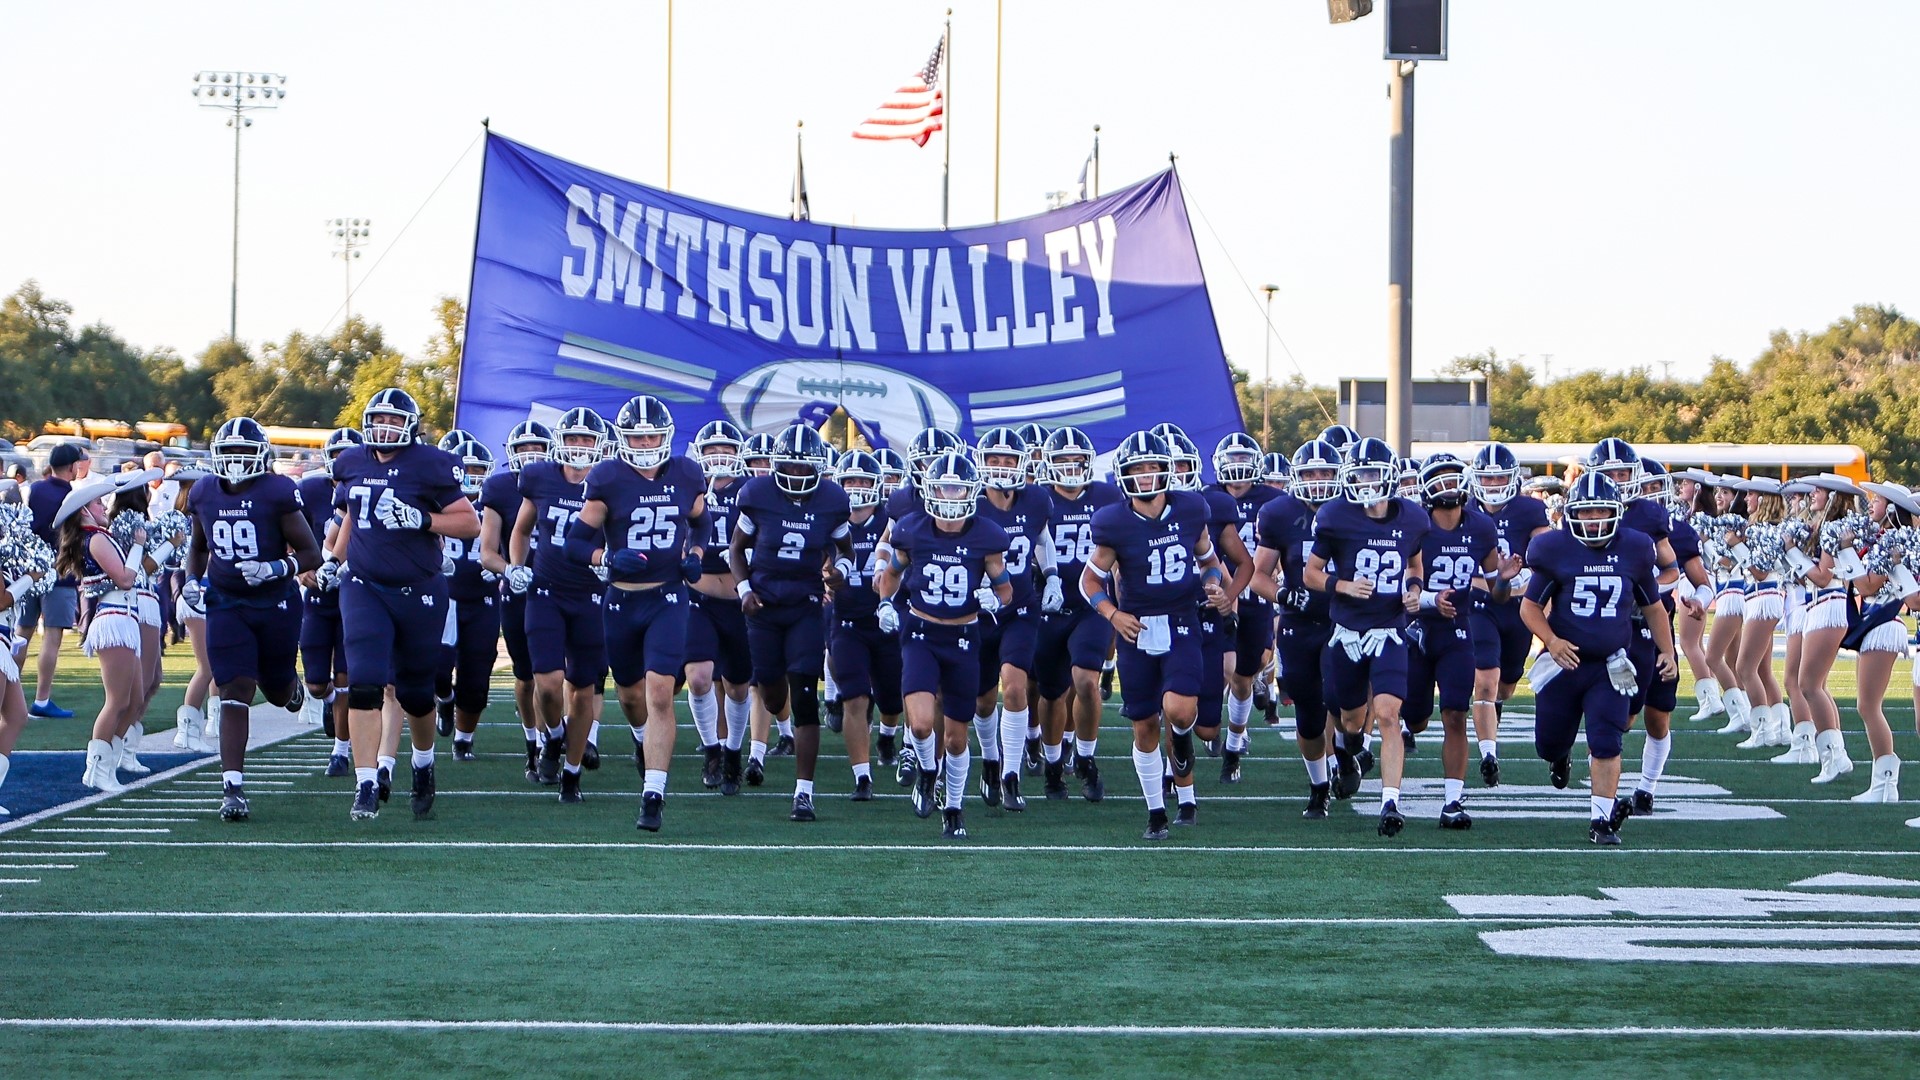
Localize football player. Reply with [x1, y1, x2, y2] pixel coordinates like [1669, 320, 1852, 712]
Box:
[436, 441, 504, 762]
[971, 426, 1057, 811]
[1208, 431, 1278, 782]
[1032, 427, 1121, 801]
[479, 419, 552, 780]
[1084, 431, 1227, 840]
[824, 451, 897, 801]
[1468, 442, 1553, 785]
[682, 420, 756, 794]
[1634, 459, 1715, 813]
[1520, 472, 1676, 845]
[301, 426, 361, 777]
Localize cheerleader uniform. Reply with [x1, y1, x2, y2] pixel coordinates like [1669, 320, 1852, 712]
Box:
[80, 527, 142, 657]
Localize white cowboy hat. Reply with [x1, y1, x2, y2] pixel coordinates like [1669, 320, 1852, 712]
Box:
[52, 475, 119, 528]
[112, 467, 162, 492]
[1863, 482, 1920, 517]
[1780, 479, 1815, 496]
[1804, 472, 1866, 498]
[1675, 468, 1717, 486]
[1737, 476, 1783, 495]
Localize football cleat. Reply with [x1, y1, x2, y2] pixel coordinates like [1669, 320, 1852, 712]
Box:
[1001, 774, 1026, 812]
[824, 702, 843, 734]
[894, 743, 918, 787]
[1023, 737, 1043, 774]
[1253, 685, 1272, 713]
[635, 792, 665, 832]
[326, 753, 351, 778]
[1220, 750, 1242, 784]
[1480, 753, 1501, 788]
[1356, 748, 1375, 777]
[980, 761, 1003, 808]
[1332, 756, 1362, 800]
[942, 808, 968, 839]
[1263, 699, 1280, 727]
[350, 780, 379, 821]
[219, 782, 250, 822]
[912, 770, 938, 818]
[1099, 668, 1114, 701]
[1377, 800, 1405, 837]
[376, 765, 392, 803]
[790, 793, 816, 822]
[1631, 789, 1655, 817]
[1142, 809, 1170, 841]
[1589, 819, 1621, 846]
[721, 748, 743, 796]
[1609, 796, 1634, 832]
[876, 732, 897, 768]
[1550, 757, 1571, 790]
[1302, 783, 1331, 820]
[453, 741, 476, 762]
[582, 741, 601, 771]
[701, 745, 723, 789]
[524, 742, 540, 783]
[772, 733, 795, 757]
[436, 698, 455, 738]
[1077, 755, 1105, 802]
[559, 769, 584, 804]
[1438, 801, 1473, 830]
[1401, 727, 1417, 755]
[1204, 735, 1221, 758]
[744, 757, 765, 786]
[851, 775, 874, 802]
[1174, 803, 1197, 827]
[1043, 759, 1068, 799]
[410, 763, 436, 819]
[536, 739, 564, 785]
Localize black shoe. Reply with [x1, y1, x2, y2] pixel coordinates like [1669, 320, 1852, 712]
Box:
[772, 733, 795, 757]
[1142, 809, 1170, 841]
[1377, 799, 1405, 838]
[1220, 750, 1242, 784]
[1100, 668, 1115, 701]
[1332, 755, 1361, 800]
[1023, 736, 1043, 774]
[524, 743, 540, 783]
[453, 741, 476, 762]
[326, 753, 351, 778]
[635, 791, 664, 832]
[894, 743, 918, 788]
[1401, 728, 1417, 755]
[220, 782, 250, 822]
[350, 780, 379, 821]
[1356, 748, 1375, 777]
[744, 756, 765, 787]
[1253, 685, 1272, 713]
[436, 698, 455, 738]
[1077, 755, 1104, 802]
[790, 792, 816, 822]
[1550, 756, 1571, 790]
[1043, 759, 1068, 799]
[583, 741, 600, 771]
[1262, 699, 1280, 727]
[877, 733, 897, 768]
[321, 710, 335, 739]
[1631, 789, 1654, 817]
[1302, 783, 1331, 820]
[942, 808, 967, 839]
[559, 768, 584, 804]
[1001, 774, 1026, 812]
[1174, 802, 1197, 827]
[377, 765, 392, 803]
[410, 763, 436, 819]
[1439, 800, 1473, 830]
[825, 704, 843, 734]
[1589, 818, 1621, 846]
[536, 739, 564, 785]
[852, 775, 874, 802]
[1204, 735, 1221, 758]
[980, 761, 1002, 808]
[1609, 796, 1635, 832]
[721, 748, 743, 796]
[695, 745, 720, 789]
[912, 769, 938, 818]
[1480, 753, 1501, 788]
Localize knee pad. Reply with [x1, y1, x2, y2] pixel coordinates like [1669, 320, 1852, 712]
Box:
[346, 683, 385, 711]
[395, 687, 437, 719]
[787, 674, 820, 728]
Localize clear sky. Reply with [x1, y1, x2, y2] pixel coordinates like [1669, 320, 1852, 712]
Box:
[2, 0, 1914, 391]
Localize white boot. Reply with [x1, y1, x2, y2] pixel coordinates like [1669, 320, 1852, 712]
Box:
[119, 723, 151, 776]
[1852, 756, 1901, 803]
[1690, 677, 1725, 720]
[1717, 688, 1752, 735]
[1772, 719, 1819, 764]
[1736, 703, 1772, 749]
[1811, 729, 1854, 784]
[0, 753, 9, 816]
[1769, 704, 1797, 746]
[174, 705, 212, 753]
[82, 739, 125, 793]
[204, 698, 222, 740]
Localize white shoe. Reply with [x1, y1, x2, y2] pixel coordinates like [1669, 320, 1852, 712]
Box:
[1736, 703, 1771, 749]
[1717, 689, 1752, 735]
[1852, 756, 1901, 803]
[1771, 721, 1819, 765]
[1811, 730, 1854, 784]
[174, 705, 213, 753]
[82, 740, 125, 793]
[119, 726, 152, 777]
[1689, 677, 1725, 720]
[1765, 707, 1795, 747]
[204, 699, 222, 740]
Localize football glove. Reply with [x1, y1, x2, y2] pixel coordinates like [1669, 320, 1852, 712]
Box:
[607, 549, 650, 583]
[975, 585, 1003, 615]
[505, 564, 534, 595]
[681, 553, 704, 584]
[313, 560, 342, 592]
[876, 601, 900, 633]
[374, 488, 425, 531]
[236, 558, 293, 588]
[1040, 574, 1065, 614]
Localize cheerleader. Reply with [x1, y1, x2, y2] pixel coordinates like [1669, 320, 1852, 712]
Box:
[1732, 479, 1789, 749]
[0, 481, 45, 815]
[106, 469, 185, 778]
[1670, 469, 1721, 718]
[1702, 475, 1754, 733]
[1852, 482, 1917, 803]
[52, 476, 144, 792]
[1789, 476, 1864, 781]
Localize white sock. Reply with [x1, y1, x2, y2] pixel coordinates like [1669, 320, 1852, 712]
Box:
[723, 696, 751, 746]
[749, 740, 767, 764]
[1381, 785, 1400, 810]
[222, 769, 244, 787]
[587, 720, 601, 746]
[356, 766, 378, 785]
[453, 732, 473, 747]
[777, 719, 794, 739]
[689, 689, 719, 747]
[1176, 782, 1197, 806]
[1640, 734, 1672, 792]
[1363, 731, 1375, 754]
[877, 722, 899, 737]
[1444, 777, 1464, 804]
[795, 777, 814, 797]
[1227, 690, 1254, 731]
[644, 768, 668, 796]
[1590, 794, 1613, 820]
[1303, 755, 1328, 785]
[1478, 739, 1498, 759]
[332, 739, 351, 756]
[630, 724, 646, 747]
[851, 762, 871, 781]
[1043, 741, 1062, 763]
[377, 754, 397, 774]
[999, 708, 1028, 779]
[974, 710, 1002, 764]
[913, 732, 938, 771]
[1075, 735, 1098, 759]
[945, 743, 969, 808]
[1133, 746, 1166, 811]
[563, 761, 581, 776]
[411, 747, 434, 768]
[823, 673, 839, 701]
[1026, 720, 1041, 740]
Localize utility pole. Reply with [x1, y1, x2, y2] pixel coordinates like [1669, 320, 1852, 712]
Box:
[192, 70, 287, 343]
[1385, 59, 1416, 456]
[1261, 285, 1279, 450]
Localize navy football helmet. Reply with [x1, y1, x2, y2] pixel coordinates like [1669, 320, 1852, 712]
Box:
[613, 395, 675, 470]
[1290, 439, 1343, 503]
[1470, 442, 1521, 508]
[922, 452, 982, 522]
[1341, 437, 1396, 506]
[1113, 431, 1175, 500]
[504, 420, 553, 474]
[773, 425, 832, 496]
[363, 388, 420, 448]
[1565, 472, 1625, 546]
[211, 417, 272, 482]
[551, 408, 607, 469]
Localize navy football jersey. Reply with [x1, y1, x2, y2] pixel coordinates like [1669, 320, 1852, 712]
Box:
[836, 508, 890, 621]
[891, 511, 1010, 620]
[519, 459, 599, 596]
[976, 486, 1051, 605]
[585, 455, 707, 586]
[1623, 499, 1671, 546]
[1256, 492, 1331, 622]
[1044, 480, 1123, 614]
[1418, 507, 1498, 626]
[1667, 508, 1702, 567]
[1215, 483, 1279, 598]
[885, 485, 925, 520]
[479, 470, 520, 563]
[1524, 528, 1661, 657]
[443, 488, 494, 603]
[736, 475, 852, 606]
[1090, 490, 1213, 617]
[332, 442, 467, 587]
[699, 477, 744, 577]
[1476, 493, 1551, 567]
[188, 473, 306, 603]
[297, 473, 341, 608]
[1312, 497, 1431, 631]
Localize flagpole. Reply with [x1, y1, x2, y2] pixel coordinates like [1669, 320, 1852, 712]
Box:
[1093, 124, 1101, 198]
[665, 0, 674, 189]
[942, 8, 952, 229]
[993, 0, 1002, 220]
[793, 119, 804, 222]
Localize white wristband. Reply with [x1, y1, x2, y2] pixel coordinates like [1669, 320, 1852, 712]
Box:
[735, 579, 754, 600]
[147, 541, 175, 567]
[834, 556, 855, 581]
[6, 577, 31, 603]
[1693, 582, 1716, 608]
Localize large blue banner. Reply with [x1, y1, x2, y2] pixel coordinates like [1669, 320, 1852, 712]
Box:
[457, 133, 1241, 461]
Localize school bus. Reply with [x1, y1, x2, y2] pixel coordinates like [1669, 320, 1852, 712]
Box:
[42, 419, 191, 448]
[1414, 442, 1871, 484]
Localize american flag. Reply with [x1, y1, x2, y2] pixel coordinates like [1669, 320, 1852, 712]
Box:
[851, 36, 945, 147]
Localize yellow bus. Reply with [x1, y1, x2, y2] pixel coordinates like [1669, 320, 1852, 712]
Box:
[1415, 442, 1871, 484]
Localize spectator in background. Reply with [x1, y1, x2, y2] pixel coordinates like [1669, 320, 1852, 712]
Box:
[0, 466, 23, 505]
[20, 444, 88, 718]
[144, 452, 180, 510]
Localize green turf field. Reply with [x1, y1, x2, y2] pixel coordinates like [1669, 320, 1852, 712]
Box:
[3, 640, 1920, 1077]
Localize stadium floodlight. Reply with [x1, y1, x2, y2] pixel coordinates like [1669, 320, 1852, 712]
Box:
[329, 218, 372, 325]
[192, 70, 288, 342]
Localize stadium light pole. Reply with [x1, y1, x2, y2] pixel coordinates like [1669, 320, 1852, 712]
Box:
[192, 70, 287, 343]
[329, 218, 371, 327]
[1261, 285, 1279, 450]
